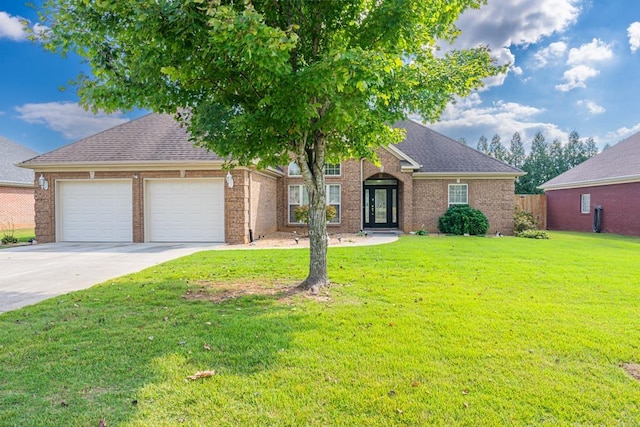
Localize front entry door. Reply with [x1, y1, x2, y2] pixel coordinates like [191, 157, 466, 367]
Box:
[364, 183, 398, 228]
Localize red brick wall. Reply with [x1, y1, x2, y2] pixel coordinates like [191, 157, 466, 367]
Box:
[250, 172, 278, 238]
[412, 178, 515, 235]
[277, 150, 516, 235]
[278, 149, 413, 234]
[0, 186, 35, 229]
[279, 159, 367, 234]
[546, 182, 640, 235]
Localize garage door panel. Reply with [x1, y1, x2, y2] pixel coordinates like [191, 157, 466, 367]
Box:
[58, 181, 133, 242]
[146, 179, 224, 242]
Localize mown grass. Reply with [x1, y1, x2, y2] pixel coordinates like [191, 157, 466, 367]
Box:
[0, 228, 35, 248]
[13, 228, 35, 241]
[1, 232, 640, 426]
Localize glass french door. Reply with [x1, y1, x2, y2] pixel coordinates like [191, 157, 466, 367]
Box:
[364, 182, 398, 228]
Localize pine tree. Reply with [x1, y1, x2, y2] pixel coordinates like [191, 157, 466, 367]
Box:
[476, 135, 488, 153]
[508, 132, 525, 168]
[488, 134, 508, 161]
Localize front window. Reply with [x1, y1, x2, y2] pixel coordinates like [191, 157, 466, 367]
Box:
[288, 184, 341, 224]
[581, 194, 590, 214]
[288, 161, 301, 176]
[327, 184, 341, 223]
[324, 164, 341, 176]
[287, 162, 340, 177]
[448, 184, 468, 206]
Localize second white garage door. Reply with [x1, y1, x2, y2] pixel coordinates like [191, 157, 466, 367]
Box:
[146, 179, 225, 242]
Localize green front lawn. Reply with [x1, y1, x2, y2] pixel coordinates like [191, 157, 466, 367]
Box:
[1, 232, 640, 426]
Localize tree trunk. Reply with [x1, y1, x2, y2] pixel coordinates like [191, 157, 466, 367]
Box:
[296, 130, 330, 293]
[299, 175, 328, 293]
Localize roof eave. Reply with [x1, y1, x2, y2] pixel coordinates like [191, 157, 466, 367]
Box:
[17, 160, 285, 177]
[0, 181, 34, 188]
[18, 160, 228, 172]
[413, 171, 525, 179]
[384, 145, 422, 170]
[540, 174, 640, 191]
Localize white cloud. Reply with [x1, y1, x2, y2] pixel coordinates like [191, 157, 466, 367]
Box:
[606, 122, 640, 140]
[555, 65, 599, 91]
[553, 38, 612, 92]
[576, 100, 605, 115]
[431, 95, 568, 149]
[15, 102, 129, 140]
[454, 0, 581, 49]
[628, 22, 640, 53]
[0, 11, 27, 41]
[0, 11, 49, 41]
[567, 38, 613, 65]
[448, 0, 581, 87]
[533, 41, 568, 68]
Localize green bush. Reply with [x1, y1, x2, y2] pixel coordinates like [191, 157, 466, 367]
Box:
[514, 209, 538, 234]
[513, 208, 549, 239]
[1, 235, 18, 245]
[293, 205, 336, 224]
[516, 229, 549, 239]
[438, 205, 489, 236]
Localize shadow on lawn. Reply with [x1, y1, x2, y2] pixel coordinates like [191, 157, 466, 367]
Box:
[0, 282, 315, 426]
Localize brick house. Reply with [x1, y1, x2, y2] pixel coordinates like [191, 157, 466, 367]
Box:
[540, 131, 640, 236]
[19, 114, 523, 244]
[0, 137, 38, 229]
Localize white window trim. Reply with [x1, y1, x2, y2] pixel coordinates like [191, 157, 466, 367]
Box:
[448, 183, 468, 206]
[580, 194, 591, 214]
[288, 184, 341, 225]
[287, 162, 341, 177]
[324, 163, 341, 177]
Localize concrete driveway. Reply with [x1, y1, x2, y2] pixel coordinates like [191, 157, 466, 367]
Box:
[0, 242, 223, 314]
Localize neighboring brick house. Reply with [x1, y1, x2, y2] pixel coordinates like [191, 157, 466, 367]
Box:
[0, 137, 38, 229]
[540, 131, 640, 236]
[20, 114, 523, 244]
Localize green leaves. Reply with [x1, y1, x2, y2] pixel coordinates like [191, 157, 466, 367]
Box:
[40, 0, 501, 168]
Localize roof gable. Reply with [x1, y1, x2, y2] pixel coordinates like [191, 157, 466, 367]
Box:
[540, 131, 640, 190]
[0, 137, 38, 185]
[393, 120, 523, 175]
[20, 114, 221, 168]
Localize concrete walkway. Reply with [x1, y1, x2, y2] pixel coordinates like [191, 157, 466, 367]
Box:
[216, 232, 399, 250]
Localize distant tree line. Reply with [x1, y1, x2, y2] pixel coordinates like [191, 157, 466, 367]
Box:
[463, 131, 600, 194]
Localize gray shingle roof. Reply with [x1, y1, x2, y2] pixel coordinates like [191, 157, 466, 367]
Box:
[20, 114, 523, 177]
[20, 113, 221, 167]
[0, 137, 38, 185]
[540, 131, 640, 190]
[394, 120, 523, 175]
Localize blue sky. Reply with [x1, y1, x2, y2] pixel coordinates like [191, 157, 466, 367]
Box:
[1, 0, 639, 154]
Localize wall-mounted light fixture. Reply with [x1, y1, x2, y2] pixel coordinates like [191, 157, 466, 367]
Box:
[226, 171, 234, 188]
[38, 174, 49, 190]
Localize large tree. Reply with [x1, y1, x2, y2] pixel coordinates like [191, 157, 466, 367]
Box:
[507, 132, 525, 169]
[518, 132, 550, 194]
[39, 0, 501, 292]
[488, 134, 507, 161]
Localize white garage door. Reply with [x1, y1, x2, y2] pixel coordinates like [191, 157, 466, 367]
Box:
[57, 180, 133, 242]
[146, 179, 224, 242]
